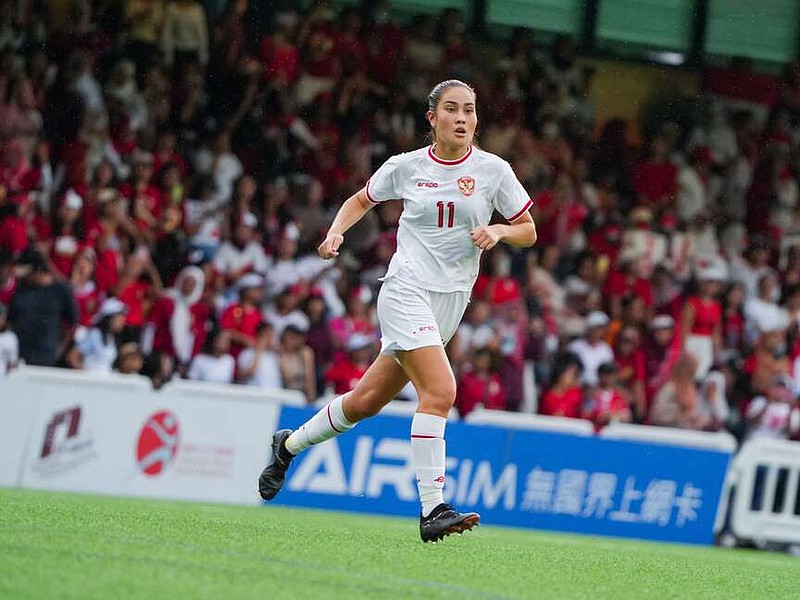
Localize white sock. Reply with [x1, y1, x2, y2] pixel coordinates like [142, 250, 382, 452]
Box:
[411, 412, 447, 518]
[284, 394, 356, 455]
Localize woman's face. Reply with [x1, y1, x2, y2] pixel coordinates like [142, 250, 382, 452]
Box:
[427, 85, 477, 151]
[110, 313, 126, 333]
[562, 364, 578, 387]
[282, 331, 304, 351]
[72, 255, 94, 280]
[727, 284, 744, 306]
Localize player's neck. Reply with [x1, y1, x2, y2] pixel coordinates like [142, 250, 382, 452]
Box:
[432, 142, 470, 161]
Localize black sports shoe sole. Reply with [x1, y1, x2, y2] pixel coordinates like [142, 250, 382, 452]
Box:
[421, 513, 481, 543]
[440, 514, 480, 541]
[258, 429, 293, 501]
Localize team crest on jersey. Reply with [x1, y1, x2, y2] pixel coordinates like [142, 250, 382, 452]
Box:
[457, 177, 475, 196]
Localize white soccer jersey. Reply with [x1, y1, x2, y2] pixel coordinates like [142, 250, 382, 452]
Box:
[365, 145, 532, 293]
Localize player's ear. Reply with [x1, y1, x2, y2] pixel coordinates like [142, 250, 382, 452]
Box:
[426, 110, 436, 127]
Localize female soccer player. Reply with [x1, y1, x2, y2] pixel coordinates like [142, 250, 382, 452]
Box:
[259, 80, 537, 542]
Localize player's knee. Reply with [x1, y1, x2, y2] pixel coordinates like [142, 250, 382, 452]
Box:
[418, 378, 456, 414]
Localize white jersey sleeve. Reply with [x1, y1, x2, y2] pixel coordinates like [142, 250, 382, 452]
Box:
[493, 161, 533, 222]
[366, 155, 405, 204]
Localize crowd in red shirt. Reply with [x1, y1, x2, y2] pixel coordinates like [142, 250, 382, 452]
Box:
[0, 3, 799, 443]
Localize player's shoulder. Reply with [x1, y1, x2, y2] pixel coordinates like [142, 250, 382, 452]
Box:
[384, 147, 428, 167]
[472, 146, 513, 173]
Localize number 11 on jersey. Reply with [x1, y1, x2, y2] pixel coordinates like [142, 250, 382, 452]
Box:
[437, 201, 455, 228]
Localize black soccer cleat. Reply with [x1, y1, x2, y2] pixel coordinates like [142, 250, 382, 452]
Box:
[419, 503, 480, 543]
[258, 429, 294, 501]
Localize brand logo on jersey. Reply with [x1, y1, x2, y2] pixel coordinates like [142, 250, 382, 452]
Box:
[417, 181, 439, 188]
[458, 177, 475, 196]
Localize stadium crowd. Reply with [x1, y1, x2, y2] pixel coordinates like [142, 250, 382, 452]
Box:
[1, 0, 800, 445]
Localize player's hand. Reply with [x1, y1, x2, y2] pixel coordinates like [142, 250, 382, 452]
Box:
[470, 225, 501, 251]
[318, 233, 344, 259]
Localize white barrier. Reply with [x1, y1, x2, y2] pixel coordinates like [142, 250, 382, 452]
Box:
[600, 423, 738, 452]
[465, 408, 595, 436]
[0, 366, 292, 505]
[722, 438, 800, 544]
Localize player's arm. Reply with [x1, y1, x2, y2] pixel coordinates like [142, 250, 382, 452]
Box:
[318, 188, 374, 259]
[470, 211, 537, 251]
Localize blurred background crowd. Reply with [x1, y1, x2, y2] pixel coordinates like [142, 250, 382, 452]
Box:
[1, 0, 800, 445]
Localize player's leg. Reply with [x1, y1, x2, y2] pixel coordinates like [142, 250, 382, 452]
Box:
[258, 354, 408, 500]
[285, 353, 408, 452]
[400, 345, 480, 541]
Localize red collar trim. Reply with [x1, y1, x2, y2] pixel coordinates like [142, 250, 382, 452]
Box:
[427, 144, 473, 166]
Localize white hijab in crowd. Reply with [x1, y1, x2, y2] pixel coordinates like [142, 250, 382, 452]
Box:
[168, 266, 205, 364]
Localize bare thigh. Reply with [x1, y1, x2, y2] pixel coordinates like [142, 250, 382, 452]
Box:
[398, 345, 456, 418]
[342, 353, 410, 422]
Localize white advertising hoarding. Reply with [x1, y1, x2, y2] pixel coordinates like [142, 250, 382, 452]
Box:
[5, 367, 281, 505]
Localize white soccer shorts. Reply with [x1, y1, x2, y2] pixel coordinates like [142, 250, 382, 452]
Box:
[376, 273, 470, 358]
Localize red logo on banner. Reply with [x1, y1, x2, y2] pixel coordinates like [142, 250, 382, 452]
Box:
[136, 411, 180, 476]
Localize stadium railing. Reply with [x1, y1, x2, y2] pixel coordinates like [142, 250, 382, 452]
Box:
[719, 438, 800, 546]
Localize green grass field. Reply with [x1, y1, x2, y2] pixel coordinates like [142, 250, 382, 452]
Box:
[0, 488, 797, 599]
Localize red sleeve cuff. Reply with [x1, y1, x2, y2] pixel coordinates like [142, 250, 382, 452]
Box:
[365, 179, 379, 204]
[507, 199, 533, 222]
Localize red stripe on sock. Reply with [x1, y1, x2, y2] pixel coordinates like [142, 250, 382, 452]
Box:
[411, 434, 440, 439]
[327, 403, 344, 434]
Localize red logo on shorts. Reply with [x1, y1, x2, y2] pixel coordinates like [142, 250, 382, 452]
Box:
[434, 475, 446, 484]
[417, 325, 438, 333]
[458, 177, 475, 196]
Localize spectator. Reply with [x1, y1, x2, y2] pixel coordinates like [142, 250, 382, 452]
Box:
[568, 311, 614, 386]
[124, 0, 166, 74]
[455, 348, 506, 418]
[115, 341, 146, 375]
[324, 332, 374, 395]
[744, 272, 788, 344]
[613, 324, 647, 420]
[278, 324, 316, 403]
[114, 249, 164, 343]
[187, 328, 235, 383]
[162, 0, 209, 73]
[328, 286, 375, 361]
[744, 322, 791, 396]
[452, 298, 496, 369]
[8, 250, 77, 366]
[0, 249, 17, 305]
[645, 314, 681, 406]
[304, 288, 333, 392]
[682, 265, 725, 380]
[212, 211, 269, 284]
[744, 374, 800, 441]
[540, 352, 583, 418]
[650, 354, 709, 430]
[581, 362, 632, 431]
[263, 284, 310, 338]
[148, 265, 208, 367]
[0, 301, 18, 377]
[633, 133, 678, 211]
[238, 322, 282, 389]
[140, 350, 175, 389]
[721, 282, 746, 355]
[77, 297, 127, 372]
[219, 272, 263, 357]
[184, 175, 224, 262]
